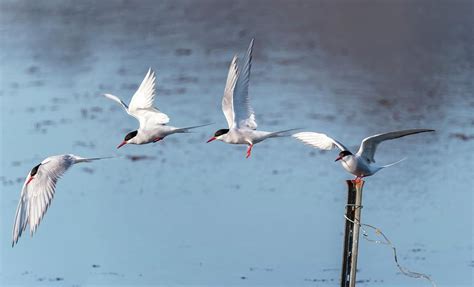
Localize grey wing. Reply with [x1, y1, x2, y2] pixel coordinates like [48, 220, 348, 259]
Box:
[12, 157, 71, 246]
[12, 183, 29, 247]
[293, 132, 348, 151]
[222, 56, 238, 128]
[233, 39, 257, 130]
[356, 129, 435, 163]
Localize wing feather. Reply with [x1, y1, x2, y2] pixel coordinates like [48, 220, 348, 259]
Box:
[129, 68, 156, 110]
[233, 39, 257, 130]
[128, 68, 170, 127]
[12, 156, 70, 246]
[356, 129, 435, 163]
[222, 56, 238, 128]
[102, 93, 129, 112]
[293, 132, 348, 151]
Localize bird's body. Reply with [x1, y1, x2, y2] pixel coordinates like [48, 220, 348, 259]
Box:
[338, 154, 382, 178]
[293, 129, 434, 180]
[12, 154, 108, 246]
[128, 124, 212, 145]
[103, 68, 208, 148]
[132, 126, 182, 144]
[207, 39, 296, 157]
[217, 128, 282, 145]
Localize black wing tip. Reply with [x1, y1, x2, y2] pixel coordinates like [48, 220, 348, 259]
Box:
[413, 128, 436, 134]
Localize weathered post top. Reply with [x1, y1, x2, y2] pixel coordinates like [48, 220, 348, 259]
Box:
[340, 179, 364, 287]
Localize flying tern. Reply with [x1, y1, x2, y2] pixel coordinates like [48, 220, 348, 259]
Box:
[207, 39, 297, 158]
[293, 129, 435, 180]
[12, 154, 109, 247]
[103, 68, 209, 149]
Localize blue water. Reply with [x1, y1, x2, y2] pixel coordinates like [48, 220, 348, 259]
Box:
[1, 0, 472, 286]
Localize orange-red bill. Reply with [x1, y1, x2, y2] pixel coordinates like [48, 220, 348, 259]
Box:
[117, 141, 127, 149]
[26, 177, 34, 185]
[206, 137, 216, 143]
[335, 156, 342, 162]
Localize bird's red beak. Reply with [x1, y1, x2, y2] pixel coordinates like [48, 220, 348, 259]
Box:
[206, 137, 216, 143]
[335, 156, 342, 162]
[26, 177, 34, 185]
[117, 141, 127, 149]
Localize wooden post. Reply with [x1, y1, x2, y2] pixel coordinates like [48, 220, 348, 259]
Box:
[340, 180, 364, 287]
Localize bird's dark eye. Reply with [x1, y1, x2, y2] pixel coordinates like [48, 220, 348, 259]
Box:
[124, 130, 138, 141]
[214, 129, 229, 137]
[30, 163, 41, 177]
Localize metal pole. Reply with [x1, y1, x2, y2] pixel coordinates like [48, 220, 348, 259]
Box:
[340, 180, 364, 287]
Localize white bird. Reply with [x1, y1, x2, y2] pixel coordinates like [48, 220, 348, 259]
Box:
[207, 39, 297, 158]
[12, 154, 109, 247]
[103, 68, 209, 149]
[293, 129, 435, 180]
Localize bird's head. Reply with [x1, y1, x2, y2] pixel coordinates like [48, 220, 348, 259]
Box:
[117, 130, 138, 149]
[207, 129, 229, 143]
[26, 163, 41, 185]
[335, 150, 352, 162]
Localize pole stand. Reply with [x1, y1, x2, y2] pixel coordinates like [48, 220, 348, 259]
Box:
[340, 180, 364, 287]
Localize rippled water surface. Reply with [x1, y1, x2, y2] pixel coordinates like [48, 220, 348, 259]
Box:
[1, 0, 472, 286]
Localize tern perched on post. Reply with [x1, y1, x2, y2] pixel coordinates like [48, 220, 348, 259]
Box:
[12, 154, 109, 246]
[103, 68, 210, 149]
[293, 129, 434, 180]
[207, 39, 297, 158]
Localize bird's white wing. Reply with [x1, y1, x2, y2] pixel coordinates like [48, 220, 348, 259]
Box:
[293, 132, 347, 151]
[133, 109, 170, 130]
[356, 129, 435, 163]
[233, 39, 257, 130]
[12, 157, 71, 246]
[128, 68, 169, 126]
[222, 56, 239, 128]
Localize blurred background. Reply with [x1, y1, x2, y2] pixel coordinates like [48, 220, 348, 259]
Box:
[0, 0, 472, 286]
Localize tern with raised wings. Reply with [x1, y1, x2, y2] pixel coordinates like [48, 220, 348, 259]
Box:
[103, 68, 209, 149]
[207, 39, 297, 158]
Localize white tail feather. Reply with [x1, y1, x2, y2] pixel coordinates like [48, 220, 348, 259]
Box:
[382, 157, 407, 168]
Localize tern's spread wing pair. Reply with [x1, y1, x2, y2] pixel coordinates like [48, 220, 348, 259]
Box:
[12, 155, 109, 246]
[207, 39, 297, 158]
[104, 69, 209, 148]
[293, 129, 435, 180]
[104, 69, 170, 130]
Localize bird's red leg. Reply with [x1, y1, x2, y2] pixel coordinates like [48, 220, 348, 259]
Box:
[246, 144, 253, 158]
[153, 137, 162, 142]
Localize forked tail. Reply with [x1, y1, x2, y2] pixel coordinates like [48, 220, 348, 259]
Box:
[269, 128, 301, 138]
[381, 157, 407, 168]
[174, 123, 213, 133]
[74, 156, 114, 163]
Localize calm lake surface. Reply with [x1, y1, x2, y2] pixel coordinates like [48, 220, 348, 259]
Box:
[0, 0, 472, 286]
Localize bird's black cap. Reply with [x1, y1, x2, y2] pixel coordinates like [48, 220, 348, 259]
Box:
[124, 130, 138, 141]
[30, 163, 41, 177]
[338, 150, 353, 157]
[214, 129, 229, 137]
